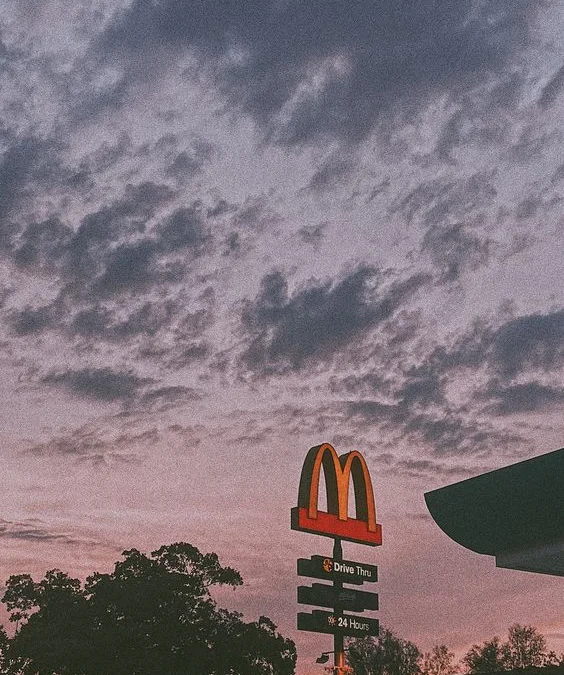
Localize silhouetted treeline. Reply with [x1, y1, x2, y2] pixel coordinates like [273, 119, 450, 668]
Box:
[347, 623, 563, 675]
[0, 542, 296, 675]
[0, 544, 561, 675]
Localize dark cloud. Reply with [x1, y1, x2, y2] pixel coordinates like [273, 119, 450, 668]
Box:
[95, 0, 541, 145]
[334, 306, 563, 453]
[490, 310, 564, 379]
[347, 399, 521, 455]
[397, 372, 444, 408]
[26, 425, 157, 464]
[41, 367, 151, 402]
[375, 455, 485, 480]
[92, 240, 160, 297]
[233, 195, 274, 230]
[515, 195, 542, 220]
[241, 266, 429, 373]
[0, 519, 84, 544]
[223, 231, 241, 255]
[63, 182, 174, 283]
[297, 222, 328, 248]
[70, 133, 132, 186]
[0, 135, 62, 225]
[164, 342, 211, 370]
[156, 205, 210, 254]
[392, 308, 564, 389]
[70, 306, 113, 338]
[140, 385, 200, 411]
[421, 223, 492, 282]
[10, 303, 60, 336]
[538, 63, 564, 109]
[480, 380, 564, 415]
[329, 372, 385, 396]
[165, 138, 214, 180]
[207, 199, 234, 219]
[433, 75, 524, 161]
[389, 172, 496, 228]
[13, 217, 71, 271]
[70, 300, 180, 341]
[3, 183, 216, 346]
[307, 156, 355, 192]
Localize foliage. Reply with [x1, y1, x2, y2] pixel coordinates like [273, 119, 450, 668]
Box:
[347, 627, 421, 675]
[421, 645, 457, 675]
[464, 636, 507, 673]
[463, 625, 549, 674]
[0, 542, 296, 675]
[504, 624, 547, 670]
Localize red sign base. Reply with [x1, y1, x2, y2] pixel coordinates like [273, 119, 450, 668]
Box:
[291, 507, 382, 546]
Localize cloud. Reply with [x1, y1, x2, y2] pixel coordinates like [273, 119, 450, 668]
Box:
[538, 63, 564, 109]
[165, 138, 214, 180]
[401, 309, 564, 385]
[389, 172, 497, 228]
[307, 155, 355, 192]
[490, 310, 564, 379]
[332, 305, 564, 454]
[480, 380, 564, 415]
[241, 266, 429, 373]
[41, 367, 152, 402]
[396, 372, 445, 408]
[26, 424, 159, 463]
[297, 222, 328, 248]
[433, 74, 524, 161]
[13, 217, 72, 272]
[1, 175, 220, 354]
[92, 240, 160, 297]
[156, 205, 210, 254]
[346, 400, 522, 455]
[140, 385, 199, 406]
[94, 0, 542, 145]
[0, 518, 88, 545]
[0, 136, 44, 218]
[10, 303, 60, 336]
[421, 224, 492, 282]
[374, 454, 489, 480]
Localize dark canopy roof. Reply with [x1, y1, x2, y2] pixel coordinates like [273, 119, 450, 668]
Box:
[425, 448, 564, 575]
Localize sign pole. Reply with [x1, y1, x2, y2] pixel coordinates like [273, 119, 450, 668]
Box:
[292, 444, 382, 670]
[333, 537, 345, 674]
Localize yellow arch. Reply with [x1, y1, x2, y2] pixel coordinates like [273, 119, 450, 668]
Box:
[297, 443, 377, 532]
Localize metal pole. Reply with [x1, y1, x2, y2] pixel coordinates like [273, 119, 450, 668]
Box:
[333, 538, 344, 674]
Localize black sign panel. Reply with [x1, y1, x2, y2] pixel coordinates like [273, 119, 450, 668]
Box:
[298, 610, 379, 637]
[298, 583, 379, 611]
[297, 556, 378, 585]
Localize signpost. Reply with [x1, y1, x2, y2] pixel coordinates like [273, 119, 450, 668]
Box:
[291, 443, 382, 674]
[297, 556, 378, 584]
[297, 610, 380, 637]
[298, 583, 378, 612]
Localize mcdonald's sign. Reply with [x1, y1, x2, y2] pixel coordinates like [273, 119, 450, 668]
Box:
[291, 443, 382, 546]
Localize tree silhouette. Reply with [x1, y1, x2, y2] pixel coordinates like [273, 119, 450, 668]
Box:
[463, 625, 549, 675]
[421, 645, 457, 675]
[463, 636, 507, 674]
[347, 627, 421, 675]
[1, 542, 296, 675]
[504, 624, 546, 670]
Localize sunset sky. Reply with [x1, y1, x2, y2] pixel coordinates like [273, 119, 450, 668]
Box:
[0, 1, 563, 672]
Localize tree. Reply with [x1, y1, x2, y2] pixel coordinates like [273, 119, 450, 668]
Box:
[463, 636, 506, 674]
[421, 645, 457, 675]
[503, 624, 546, 670]
[1, 542, 296, 675]
[347, 627, 421, 675]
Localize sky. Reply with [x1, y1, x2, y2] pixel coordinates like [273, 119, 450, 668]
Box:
[0, 0, 563, 672]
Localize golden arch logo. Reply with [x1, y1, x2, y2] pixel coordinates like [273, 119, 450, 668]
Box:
[322, 558, 333, 573]
[291, 443, 382, 546]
